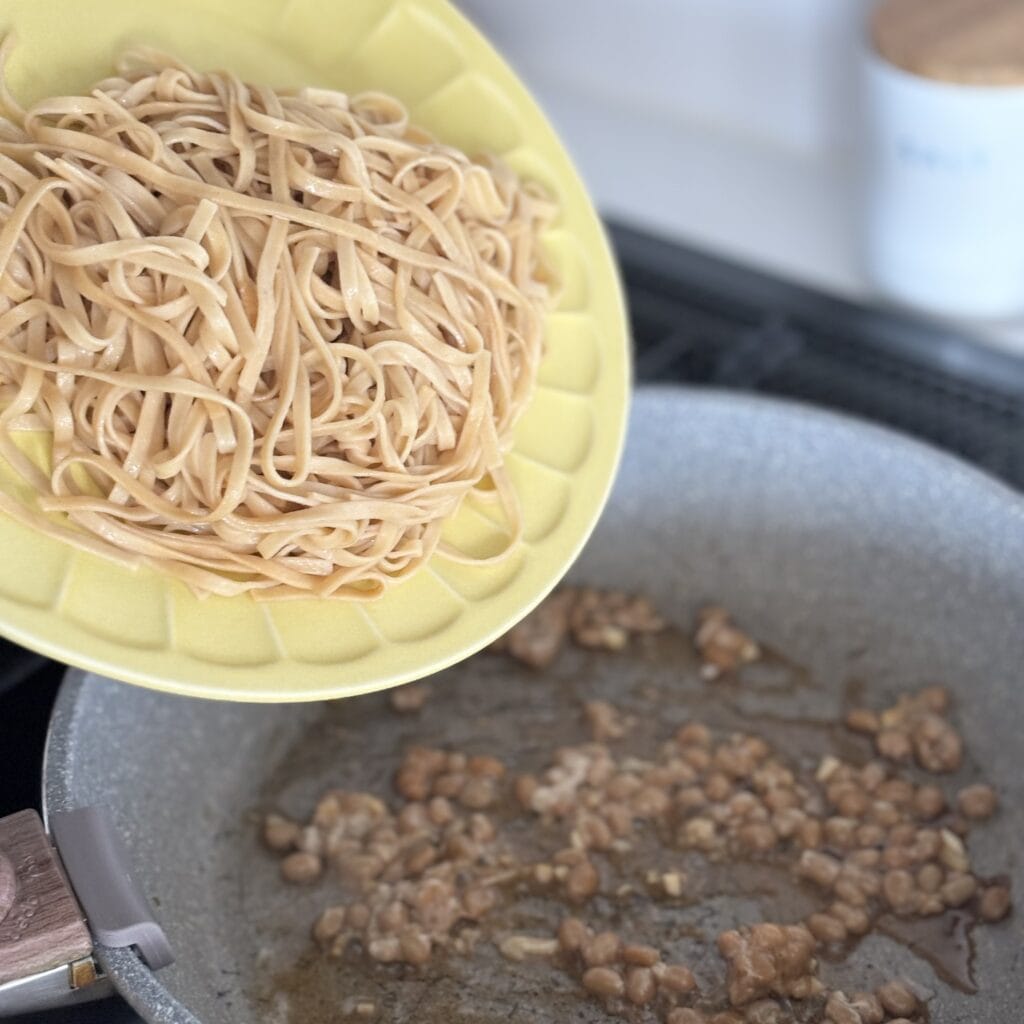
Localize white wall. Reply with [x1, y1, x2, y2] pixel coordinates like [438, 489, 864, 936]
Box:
[459, 0, 869, 159]
[456, 0, 874, 301]
[456, 1, 1024, 350]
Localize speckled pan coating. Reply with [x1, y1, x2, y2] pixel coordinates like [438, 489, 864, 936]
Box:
[44, 387, 1024, 1023]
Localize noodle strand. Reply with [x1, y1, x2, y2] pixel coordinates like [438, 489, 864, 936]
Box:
[0, 47, 553, 599]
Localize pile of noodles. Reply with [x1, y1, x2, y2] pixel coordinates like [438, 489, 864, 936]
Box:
[0, 43, 554, 599]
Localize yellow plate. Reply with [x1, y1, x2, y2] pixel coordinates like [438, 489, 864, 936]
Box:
[0, 0, 630, 701]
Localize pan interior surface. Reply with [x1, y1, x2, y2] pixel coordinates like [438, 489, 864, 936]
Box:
[44, 388, 1024, 1024]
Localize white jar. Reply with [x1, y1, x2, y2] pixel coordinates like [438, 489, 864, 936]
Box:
[863, 48, 1024, 318]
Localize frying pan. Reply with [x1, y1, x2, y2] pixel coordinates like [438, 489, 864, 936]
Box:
[2, 386, 1023, 1022]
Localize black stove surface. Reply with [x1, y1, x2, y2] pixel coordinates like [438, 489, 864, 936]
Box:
[4, 222, 1024, 1022]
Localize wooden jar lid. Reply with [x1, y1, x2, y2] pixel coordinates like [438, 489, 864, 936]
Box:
[872, 0, 1024, 85]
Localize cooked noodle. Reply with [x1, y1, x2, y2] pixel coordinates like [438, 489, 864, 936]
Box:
[0, 43, 554, 599]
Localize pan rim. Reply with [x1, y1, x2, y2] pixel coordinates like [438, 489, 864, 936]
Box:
[638, 384, 1024, 518]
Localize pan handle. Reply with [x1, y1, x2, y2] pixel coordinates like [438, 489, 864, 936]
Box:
[50, 807, 174, 971]
[0, 807, 173, 1017]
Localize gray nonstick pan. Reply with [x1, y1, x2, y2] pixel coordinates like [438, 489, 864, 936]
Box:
[2, 386, 1023, 1022]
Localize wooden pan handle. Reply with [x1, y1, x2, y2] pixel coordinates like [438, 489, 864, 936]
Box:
[0, 810, 92, 987]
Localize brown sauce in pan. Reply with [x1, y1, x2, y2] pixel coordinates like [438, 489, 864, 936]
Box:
[250, 598, 1009, 1023]
[876, 913, 975, 994]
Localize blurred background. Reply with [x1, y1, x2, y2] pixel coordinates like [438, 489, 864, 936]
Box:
[462, 0, 871, 310]
[455, 0, 1024, 491]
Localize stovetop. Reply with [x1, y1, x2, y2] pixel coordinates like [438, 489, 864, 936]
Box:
[5, 221, 1024, 1023]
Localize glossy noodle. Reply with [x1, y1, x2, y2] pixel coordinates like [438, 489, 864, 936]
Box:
[0, 43, 554, 599]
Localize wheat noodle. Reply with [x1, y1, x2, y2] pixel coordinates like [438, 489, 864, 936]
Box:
[0, 44, 554, 599]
